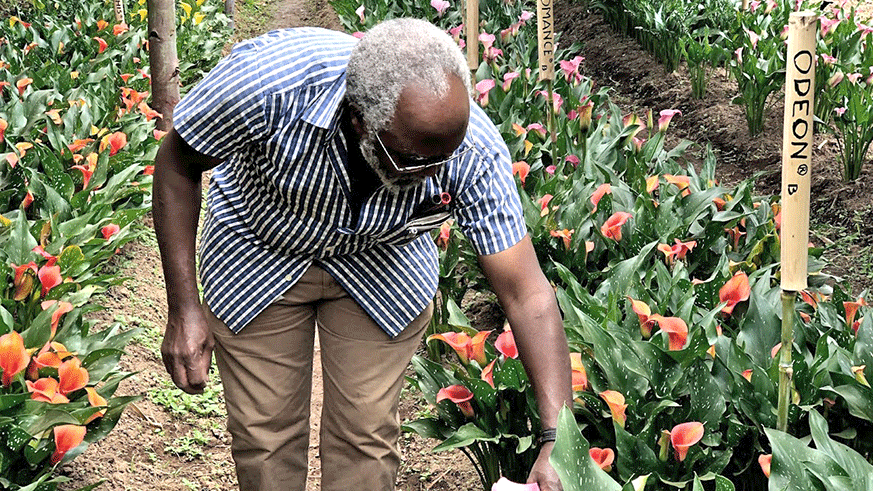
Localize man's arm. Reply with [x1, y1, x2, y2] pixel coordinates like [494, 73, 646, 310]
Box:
[478, 234, 572, 490]
[153, 128, 222, 394]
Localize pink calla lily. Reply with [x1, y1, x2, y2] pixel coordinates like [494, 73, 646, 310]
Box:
[495, 330, 518, 359]
[590, 183, 611, 213]
[719, 272, 751, 315]
[670, 422, 704, 462]
[589, 447, 614, 472]
[436, 384, 474, 417]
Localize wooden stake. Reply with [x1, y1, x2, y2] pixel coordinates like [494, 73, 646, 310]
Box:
[466, 0, 479, 73]
[741, 0, 749, 11]
[537, 0, 556, 143]
[777, 11, 816, 433]
[114, 0, 125, 23]
[780, 11, 816, 293]
[536, 0, 555, 81]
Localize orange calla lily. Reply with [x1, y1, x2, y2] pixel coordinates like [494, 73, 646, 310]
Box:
[427, 330, 491, 366]
[0, 331, 30, 387]
[512, 161, 530, 185]
[719, 272, 751, 315]
[758, 454, 771, 478]
[93, 36, 108, 53]
[628, 297, 656, 338]
[436, 219, 453, 250]
[27, 342, 63, 380]
[549, 229, 574, 250]
[569, 353, 588, 392]
[100, 131, 127, 156]
[589, 447, 614, 472]
[51, 425, 86, 464]
[38, 264, 62, 296]
[599, 390, 627, 427]
[481, 359, 496, 388]
[436, 384, 474, 417]
[16, 77, 33, 96]
[649, 314, 688, 351]
[601, 212, 632, 241]
[26, 377, 69, 403]
[844, 296, 868, 327]
[85, 387, 108, 423]
[590, 183, 612, 213]
[670, 421, 704, 462]
[41, 300, 74, 339]
[663, 174, 690, 196]
[645, 175, 660, 193]
[58, 357, 88, 395]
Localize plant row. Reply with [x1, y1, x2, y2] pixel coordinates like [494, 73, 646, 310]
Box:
[330, 0, 872, 489]
[0, 1, 229, 489]
[595, 0, 873, 181]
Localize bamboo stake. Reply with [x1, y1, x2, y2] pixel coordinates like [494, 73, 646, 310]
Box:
[466, 0, 479, 75]
[777, 11, 816, 432]
[537, 0, 557, 144]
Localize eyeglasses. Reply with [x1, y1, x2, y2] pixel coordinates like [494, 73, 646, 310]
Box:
[374, 131, 471, 174]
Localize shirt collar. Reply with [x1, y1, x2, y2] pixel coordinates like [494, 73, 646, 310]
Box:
[300, 72, 347, 135]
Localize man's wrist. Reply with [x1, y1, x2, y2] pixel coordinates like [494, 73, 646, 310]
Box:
[538, 427, 557, 447]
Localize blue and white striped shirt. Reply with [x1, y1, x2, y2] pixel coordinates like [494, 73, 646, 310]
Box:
[173, 27, 526, 337]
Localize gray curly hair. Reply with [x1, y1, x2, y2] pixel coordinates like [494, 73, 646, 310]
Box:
[346, 18, 471, 134]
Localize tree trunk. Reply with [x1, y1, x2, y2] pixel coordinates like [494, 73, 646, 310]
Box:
[147, 0, 181, 131]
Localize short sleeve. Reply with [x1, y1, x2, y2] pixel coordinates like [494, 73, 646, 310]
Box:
[173, 43, 268, 159]
[453, 144, 528, 256]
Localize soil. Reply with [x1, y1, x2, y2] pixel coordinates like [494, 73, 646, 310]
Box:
[59, 1, 872, 491]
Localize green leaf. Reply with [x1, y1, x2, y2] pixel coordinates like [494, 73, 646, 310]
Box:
[431, 422, 498, 452]
[614, 422, 658, 481]
[550, 407, 621, 491]
[8, 212, 38, 266]
[493, 357, 527, 391]
[402, 418, 447, 439]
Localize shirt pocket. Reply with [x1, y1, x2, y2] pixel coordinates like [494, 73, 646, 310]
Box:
[377, 210, 452, 247]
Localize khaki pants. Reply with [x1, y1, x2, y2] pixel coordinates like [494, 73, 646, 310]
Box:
[205, 265, 431, 491]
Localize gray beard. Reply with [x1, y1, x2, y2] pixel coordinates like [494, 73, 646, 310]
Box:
[359, 136, 426, 194]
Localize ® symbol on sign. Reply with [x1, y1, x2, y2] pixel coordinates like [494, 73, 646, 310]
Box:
[787, 184, 799, 195]
[797, 164, 808, 176]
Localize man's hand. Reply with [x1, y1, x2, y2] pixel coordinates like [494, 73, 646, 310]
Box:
[161, 306, 214, 394]
[528, 443, 563, 491]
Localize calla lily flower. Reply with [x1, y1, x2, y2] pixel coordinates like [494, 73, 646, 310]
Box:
[663, 174, 691, 196]
[844, 296, 867, 327]
[41, 300, 74, 339]
[436, 219, 453, 250]
[436, 384, 474, 417]
[559, 55, 585, 84]
[658, 239, 697, 265]
[600, 212, 632, 241]
[758, 454, 771, 478]
[590, 183, 611, 213]
[58, 357, 88, 395]
[526, 123, 547, 140]
[0, 331, 30, 387]
[100, 131, 127, 155]
[27, 342, 64, 380]
[599, 390, 627, 427]
[38, 264, 62, 297]
[549, 229, 574, 250]
[657, 109, 682, 132]
[16, 77, 33, 96]
[51, 425, 86, 464]
[565, 155, 580, 168]
[649, 314, 688, 351]
[85, 387, 108, 423]
[589, 447, 614, 472]
[719, 272, 751, 315]
[138, 101, 162, 121]
[577, 101, 594, 131]
[502, 71, 520, 92]
[427, 330, 491, 366]
[475, 79, 495, 107]
[512, 161, 530, 184]
[0, 118, 7, 142]
[491, 477, 539, 490]
[670, 421, 704, 461]
[481, 359, 496, 388]
[113, 23, 128, 36]
[538, 194, 554, 217]
[851, 365, 869, 387]
[12, 262, 38, 301]
[93, 36, 108, 53]
[96, 19, 108, 30]
[495, 330, 518, 359]
[570, 353, 588, 391]
[628, 297, 656, 338]
[102, 223, 120, 240]
[355, 5, 365, 23]
[27, 377, 69, 404]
